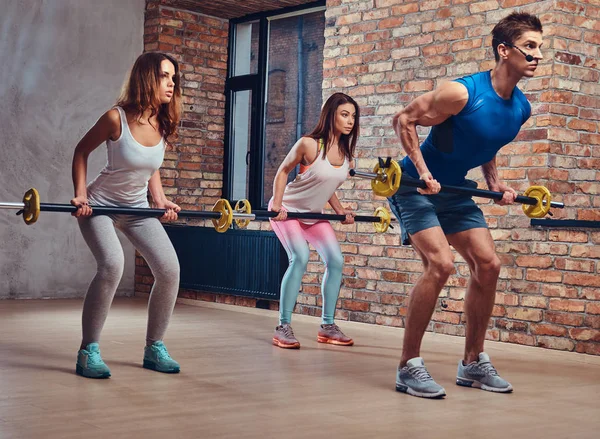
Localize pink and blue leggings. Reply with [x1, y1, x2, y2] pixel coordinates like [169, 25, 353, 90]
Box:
[270, 217, 344, 325]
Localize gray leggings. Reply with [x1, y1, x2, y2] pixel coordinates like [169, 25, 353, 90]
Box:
[78, 215, 180, 347]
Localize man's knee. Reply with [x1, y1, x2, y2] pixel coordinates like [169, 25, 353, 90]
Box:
[426, 256, 455, 283]
[474, 254, 501, 279]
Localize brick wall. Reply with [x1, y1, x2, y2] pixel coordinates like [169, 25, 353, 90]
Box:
[136, 0, 600, 355]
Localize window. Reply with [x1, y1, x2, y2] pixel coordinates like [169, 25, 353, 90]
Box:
[224, 2, 326, 209]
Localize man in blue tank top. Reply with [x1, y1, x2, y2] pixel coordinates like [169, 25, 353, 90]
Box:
[388, 12, 544, 399]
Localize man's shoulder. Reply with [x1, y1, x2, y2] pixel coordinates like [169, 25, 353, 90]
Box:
[454, 71, 487, 86]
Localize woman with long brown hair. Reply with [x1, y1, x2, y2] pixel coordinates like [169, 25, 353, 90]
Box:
[70, 52, 182, 378]
[269, 92, 360, 349]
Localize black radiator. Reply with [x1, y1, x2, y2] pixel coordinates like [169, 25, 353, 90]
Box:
[164, 225, 287, 300]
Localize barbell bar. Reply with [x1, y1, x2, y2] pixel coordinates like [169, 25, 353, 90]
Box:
[231, 199, 393, 233]
[349, 158, 564, 218]
[1, 188, 393, 233]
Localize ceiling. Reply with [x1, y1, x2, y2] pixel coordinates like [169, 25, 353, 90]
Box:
[161, 0, 323, 19]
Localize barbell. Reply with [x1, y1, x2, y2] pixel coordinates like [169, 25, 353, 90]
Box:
[350, 158, 564, 218]
[0, 188, 393, 233]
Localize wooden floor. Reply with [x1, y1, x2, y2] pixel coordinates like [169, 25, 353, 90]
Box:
[0, 298, 599, 439]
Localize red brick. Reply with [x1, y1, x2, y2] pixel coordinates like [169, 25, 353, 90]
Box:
[376, 315, 404, 327]
[507, 280, 539, 295]
[403, 80, 434, 92]
[495, 319, 528, 332]
[545, 311, 584, 326]
[583, 31, 600, 45]
[555, 51, 583, 65]
[531, 323, 568, 336]
[549, 230, 589, 243]
[469, 0, 499, 13]
[454, 16, 485, 28]
[506, 307, 543, 322]
[587, 303, 600, 314]
[381, 272, 410, 282]
[549, 298, 586, 312]
[485, 329, 500, 341]
[541, 284, 579, 298]
[585, 315, 600, 329]
[374, 0, 406, 6]
[520, 296, 547, 309]
[349, 312, 377, 324]
[500, 332, 536, 346]
[432, 311, 461, 324]
[569, 329, 600, 342]
[536, 336, 575, 351]
[380, 294, 406, 305]
[581, 288, 600, 300]
[554, 258, 596, 273]
[575, 342, 600, 355]
[540, 90, 573, 104]
[526, 269, 562, 283]
[341, 300, 370, 312]
[378, 16, 405, 29]
[564, 273, 600, 287]
[390, 3, 419, 14]
[434, 323, 466, 336]
[580, 134, 600, 146]
[491, 305, 506, 317]
[515, 256, 553, 268]
[499, 0, 538, 6]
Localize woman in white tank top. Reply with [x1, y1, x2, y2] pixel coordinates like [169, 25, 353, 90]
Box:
[268, 93, 361, 349]
[69, 52, 183, 379]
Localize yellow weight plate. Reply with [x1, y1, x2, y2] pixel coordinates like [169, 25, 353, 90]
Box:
[522, 185, 552, 218]
[234, 199, 252, 228]
[23, 188, 40, 225]
[371, 159, 402, 197]
[373, 206, 391, 233]
[211, 199, 233, 233]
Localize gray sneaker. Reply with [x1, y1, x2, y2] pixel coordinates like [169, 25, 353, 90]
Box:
[273, 324, 301, 349]
[317, 323, 354, 346]
[456, 352, 513, 393]
[396, 357, 446, 398]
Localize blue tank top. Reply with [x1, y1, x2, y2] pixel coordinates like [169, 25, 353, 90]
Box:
[401, 70, 531, 185]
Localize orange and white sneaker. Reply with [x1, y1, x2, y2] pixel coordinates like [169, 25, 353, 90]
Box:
[317, 323, 354, 346]
[273, 324, 301, 349]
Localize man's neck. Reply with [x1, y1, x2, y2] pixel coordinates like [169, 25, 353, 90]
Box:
[490, 64, 523, 100]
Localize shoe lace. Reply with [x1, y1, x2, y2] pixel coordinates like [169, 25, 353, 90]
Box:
[322, 324, 342, 335]
[87, 350, 103, 366]
[409, 366, 433, 382]
[281, 325, 296, 338]
[467, 361, 498, 377]
[478, 362, 499, 376]
[155, 344, 173, 360]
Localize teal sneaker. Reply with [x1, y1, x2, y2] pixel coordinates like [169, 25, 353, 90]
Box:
[143, 341, 180, 373]
[76, 343, 111, 379]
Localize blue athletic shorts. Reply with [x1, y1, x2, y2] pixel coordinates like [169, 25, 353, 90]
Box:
[388, 179, 488, 246]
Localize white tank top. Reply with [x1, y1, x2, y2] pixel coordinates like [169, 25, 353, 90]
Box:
[277, 138, 350, 225]
[87, 107, 166, 208]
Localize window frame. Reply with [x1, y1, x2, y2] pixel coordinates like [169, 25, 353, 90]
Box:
[223, 0, 326, 209]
